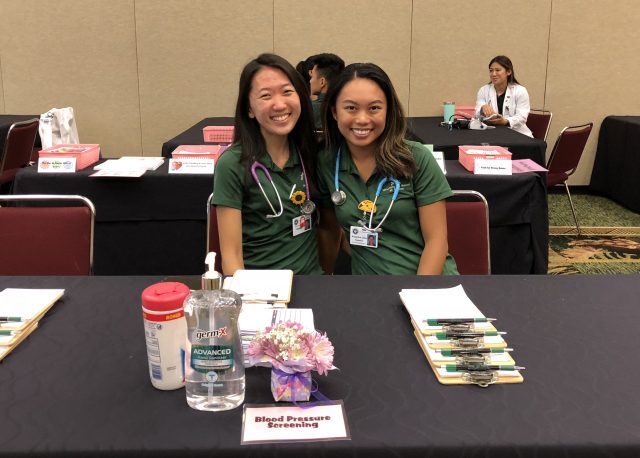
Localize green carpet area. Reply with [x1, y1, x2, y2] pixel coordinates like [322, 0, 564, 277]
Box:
[548, 191, 640, 275]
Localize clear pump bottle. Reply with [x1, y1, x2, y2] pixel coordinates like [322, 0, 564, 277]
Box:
[184, 253, 245, 411]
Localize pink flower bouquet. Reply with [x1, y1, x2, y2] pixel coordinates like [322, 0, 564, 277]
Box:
[247, 321, 334, 402]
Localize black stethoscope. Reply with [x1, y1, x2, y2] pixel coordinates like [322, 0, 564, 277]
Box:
[331, 146, 401, 232]
[251, 148, 315, 218]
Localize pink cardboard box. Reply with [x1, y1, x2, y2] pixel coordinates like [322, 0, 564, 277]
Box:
[39, 144, 100, 170]
[171, 144, 225, 160]
[459, 145, 512, 172]
[203, 126, 234, 143]
[455, 106, 476, 118]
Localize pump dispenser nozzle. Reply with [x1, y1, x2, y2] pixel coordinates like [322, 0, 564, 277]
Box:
[202, 252, 222, 290]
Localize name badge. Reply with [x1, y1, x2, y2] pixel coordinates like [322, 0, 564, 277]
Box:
[349, 226, 378, 248]
[292, 215, 312, 236]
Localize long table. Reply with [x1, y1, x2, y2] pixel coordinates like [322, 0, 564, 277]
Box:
[12, 160, 547, 275]
[407, 116, 547, 165]
[589, 116, 640, 212]
[1, 274, 639, 457]
[161, 117, 548, 166]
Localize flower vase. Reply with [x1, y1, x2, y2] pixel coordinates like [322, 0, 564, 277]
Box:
[271, 368, 312, 402]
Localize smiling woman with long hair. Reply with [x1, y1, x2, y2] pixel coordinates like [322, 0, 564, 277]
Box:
[212, 53, 321, 275]
[475, 55, 532, 137]
[316, 63, 458, 275]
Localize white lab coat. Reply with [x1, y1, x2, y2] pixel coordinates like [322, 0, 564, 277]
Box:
[475, 83, 533, 137]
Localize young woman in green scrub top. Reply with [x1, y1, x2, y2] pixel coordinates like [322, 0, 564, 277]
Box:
[212, 53, 322, 275]
[316, 63, 458, 275]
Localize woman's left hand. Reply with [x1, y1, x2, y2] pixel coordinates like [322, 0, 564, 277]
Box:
[484, 115, 509, 126]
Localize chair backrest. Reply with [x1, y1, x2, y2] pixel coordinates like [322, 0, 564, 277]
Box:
[526, 109, 553, 142]
[0, 118, 39, 180]
[0, 195, 95, 275]
[445, 190, 490, 275]
[546, 123, 593, 178]
[206, 193, 223, 272]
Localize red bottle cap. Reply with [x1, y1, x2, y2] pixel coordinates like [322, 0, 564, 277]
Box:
[141, 282, 190, 312]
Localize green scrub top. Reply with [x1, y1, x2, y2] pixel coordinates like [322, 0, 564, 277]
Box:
[212, 143, 322, 274]
[317, 140, 458, 275]
[311, 92, 325, 130]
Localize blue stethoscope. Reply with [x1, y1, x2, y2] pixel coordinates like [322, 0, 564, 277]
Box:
[250, 148, 315, 218]
[331, 146, 401, 232]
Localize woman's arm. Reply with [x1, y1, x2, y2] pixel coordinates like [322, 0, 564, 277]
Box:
[504, 85, 530, 131]
[216, 206, 244, 275]
[416, 200, 449, 275]
[317, 206, 342, 274]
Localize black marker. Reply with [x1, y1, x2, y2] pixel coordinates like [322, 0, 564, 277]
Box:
[424, 318, 496, 325]
[439, 348, 513, 356]
[445, 364, 524, 372]
[435, 331, 505, 340]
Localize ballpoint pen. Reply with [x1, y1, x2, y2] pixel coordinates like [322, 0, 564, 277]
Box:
[424, 318, 496, 325]
[0, 316, 28, 322]
[445, 364, 525, 372]
[0, 329, 21, 336]
[435, 331, 506, 340]
[439, 347, 513, 356]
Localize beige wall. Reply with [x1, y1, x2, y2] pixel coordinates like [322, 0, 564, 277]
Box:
[1, 0, 639, 183]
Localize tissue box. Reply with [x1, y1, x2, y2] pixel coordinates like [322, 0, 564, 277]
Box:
[455, 106, 476, 118]
[203, 126, 234, 143]
[39, 144, 100, 170]
[459, 145, 512, 172]
[171, 144, 225, 160]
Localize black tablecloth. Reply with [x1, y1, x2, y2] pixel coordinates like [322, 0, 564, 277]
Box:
[161, 117, 234, 157]
[1, 274, 640, 457]
[162, 117, 547, 166]
[13, 164, 213, 275]
[12, 161, 547, 275]
[0, 114, 41, 154]
[408, 117, 547, 165]
[589, 116, 640, 212]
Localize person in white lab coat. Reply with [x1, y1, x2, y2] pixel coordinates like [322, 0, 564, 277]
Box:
[475, 55, 533, 137]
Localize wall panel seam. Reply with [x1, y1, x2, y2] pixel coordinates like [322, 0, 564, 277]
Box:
[133, 0, 144, 155]
[543, 0, 553, 111]
[408, 0, 414, 115]
[0, 53, 5, 112]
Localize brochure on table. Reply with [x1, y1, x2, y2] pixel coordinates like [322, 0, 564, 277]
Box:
[90, 157, 164, 177]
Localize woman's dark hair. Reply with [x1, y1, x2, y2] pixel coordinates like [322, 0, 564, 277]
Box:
[488, 55, 520, 85]
[233, 53, 316, 176]
[322, 63, 416, 178]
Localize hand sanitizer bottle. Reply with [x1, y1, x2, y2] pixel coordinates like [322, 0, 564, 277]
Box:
[184, 253, 245, 411]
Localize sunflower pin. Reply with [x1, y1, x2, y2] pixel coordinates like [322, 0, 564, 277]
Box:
[291, 190, 307, 206]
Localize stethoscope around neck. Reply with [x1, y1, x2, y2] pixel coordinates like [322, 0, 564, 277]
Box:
[331, 146, 401, 232]
[250, 148, 314, 218]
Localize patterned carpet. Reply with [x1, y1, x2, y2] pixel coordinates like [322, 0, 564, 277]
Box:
[548, 227, 640, 275]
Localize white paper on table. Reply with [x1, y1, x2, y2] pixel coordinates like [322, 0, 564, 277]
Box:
[400, 285, 485, 325]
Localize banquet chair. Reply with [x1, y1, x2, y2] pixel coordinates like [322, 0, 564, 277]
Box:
[526, 109, 553, 142]
[546, 123, 593, 236]
[446, 190, 491, 275]
[0, 194, 95, 275]
[206, 193, 223, 272]
[0, 118, 39, 192]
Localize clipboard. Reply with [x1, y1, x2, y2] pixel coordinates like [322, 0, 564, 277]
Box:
[0, 322, 39, 362]
[414, 331, 523, 385]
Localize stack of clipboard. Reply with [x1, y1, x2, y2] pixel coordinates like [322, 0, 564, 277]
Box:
[400, 285, 524, 387]
[0, 288, 65, 362]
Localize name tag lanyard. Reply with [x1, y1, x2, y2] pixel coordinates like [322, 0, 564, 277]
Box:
[331, 146, 401, 232]
[251, 149, 315, 219]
